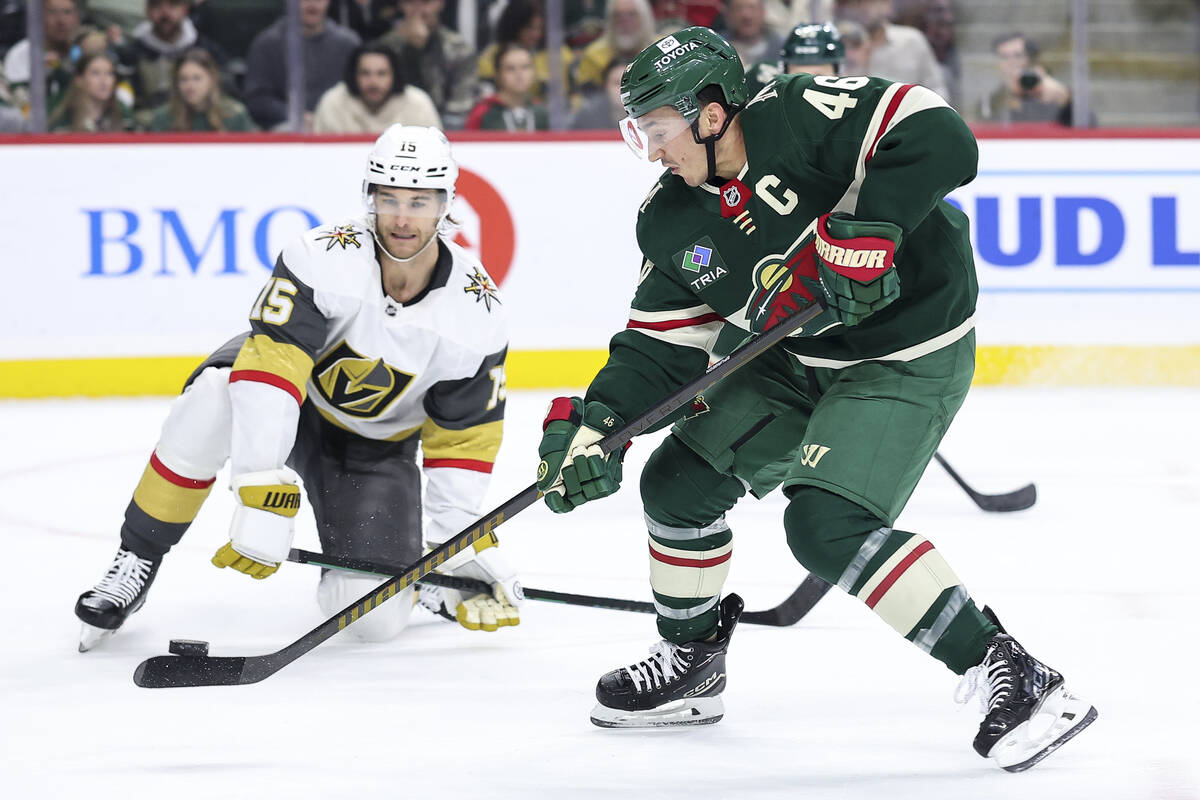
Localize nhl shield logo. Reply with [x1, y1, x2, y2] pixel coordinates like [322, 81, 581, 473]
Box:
[719, 178, 751, 218]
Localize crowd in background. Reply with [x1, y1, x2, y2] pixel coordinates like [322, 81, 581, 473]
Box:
[0, 0, 1089, 134]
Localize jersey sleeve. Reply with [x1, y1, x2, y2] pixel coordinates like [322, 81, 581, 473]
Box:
[585, 241, 720, 428]
[420, 347, 507, 545]
[779, 76, 977, 233]
[228, 253, 329, 476]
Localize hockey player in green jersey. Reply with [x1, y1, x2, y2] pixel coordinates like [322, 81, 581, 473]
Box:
[744, 21, 844, 97]
[536, 27, 1096, 772]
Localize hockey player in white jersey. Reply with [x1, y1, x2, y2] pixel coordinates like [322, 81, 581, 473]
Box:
[75, 125, 521, 650]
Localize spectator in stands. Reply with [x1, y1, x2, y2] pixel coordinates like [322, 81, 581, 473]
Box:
[836, 19, 870, 74]
[982, 32, 1076, 126]
[328, 0, 402, 42]
[244, 0, 361, 131]
[915, 0, 959, 108]
[377, 0, 476, 129]
[476, 0, 571, 103]
[48, 51, 133, 131]
[0, 61, 29, 131]
[576, 0, 657, 93]
[119, 0, 228, 114]
[145, 46, 254, 131]
[719, 0, 783, 68]
[567, 56, 625, 130]
[313, 42, 440, 132]
[464, 42, 546, 131]
[835, 0, 947, 99]
[3, 0, 83, 113]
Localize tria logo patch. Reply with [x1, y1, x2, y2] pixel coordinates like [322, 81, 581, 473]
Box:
[672, 237, 729, 291]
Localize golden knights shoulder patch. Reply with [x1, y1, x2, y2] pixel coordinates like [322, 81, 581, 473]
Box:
[315, 224, 364, 251]
[464, 266, 500, 311]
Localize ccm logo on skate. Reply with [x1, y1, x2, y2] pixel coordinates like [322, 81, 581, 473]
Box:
[683, 672, 724, 698]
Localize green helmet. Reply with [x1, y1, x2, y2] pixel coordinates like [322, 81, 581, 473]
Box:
[781, 22, 844, 68]
[620, 27, 748, 122]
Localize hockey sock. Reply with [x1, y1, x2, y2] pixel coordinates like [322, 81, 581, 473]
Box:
[784, 486, 996, 674]
[120, 450, 215, 558]
[641, 436, 745, 644]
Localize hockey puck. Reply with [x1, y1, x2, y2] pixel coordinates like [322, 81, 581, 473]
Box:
[168, 639, 209, 657]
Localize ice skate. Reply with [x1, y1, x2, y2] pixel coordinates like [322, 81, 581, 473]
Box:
[590, 593, 743, 728]
[75, 547, 160, 652]
[956, 608, 1097, 772]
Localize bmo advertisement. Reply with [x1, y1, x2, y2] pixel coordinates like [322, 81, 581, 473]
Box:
[0, 133, 1197, 390]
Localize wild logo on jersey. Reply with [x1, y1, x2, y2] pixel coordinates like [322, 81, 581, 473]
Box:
[315, 225, 364, 251]
[464, 266, 500, 311]
[313, 341, 414, 417]
[748, 233, 823, 334]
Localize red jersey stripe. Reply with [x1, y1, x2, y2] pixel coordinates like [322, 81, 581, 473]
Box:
[229, 369, 304, 406]
[423, 458, 495, 473]
[149, 451, 215, 489]
[865, 83, 916, 166]
[627, 312, 723, 332]
[865, 540, 935, 608]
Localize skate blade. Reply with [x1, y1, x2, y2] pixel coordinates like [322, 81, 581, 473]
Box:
[590, 696, 724, 729]
[78, 623, 115, 653]
[990, 686, 1099, 772]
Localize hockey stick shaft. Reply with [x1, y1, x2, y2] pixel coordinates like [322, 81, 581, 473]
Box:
[290, 547, 820, 626]
[933, 453, 1037, 513]
[133, 303, 827, 688]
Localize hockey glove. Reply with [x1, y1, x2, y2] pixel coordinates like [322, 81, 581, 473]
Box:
[536, 396, 626, 514]
[211, 468, 301, 579]
[807, 212, 902, 327]
[418, 531, 523, 632]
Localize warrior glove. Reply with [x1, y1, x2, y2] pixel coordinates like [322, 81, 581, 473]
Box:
[537, 396, 627, 514]
[809, 212, 902, 327]
[418, 533, 523, 632]
[211, 468, 301, 579]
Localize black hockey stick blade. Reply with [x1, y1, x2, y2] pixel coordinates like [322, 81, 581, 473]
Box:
[133, 303, 825, 688]
[933, 453, 1037, 513]
[290, 548, 824, 626]
[740, 574, 833, 626]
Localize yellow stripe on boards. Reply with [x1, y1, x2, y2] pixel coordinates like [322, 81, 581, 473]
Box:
[2, 346, 1200, 398]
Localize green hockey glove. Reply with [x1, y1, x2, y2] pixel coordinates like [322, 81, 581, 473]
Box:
[809, 212, 903, 327]
[536, 397, 627, 514]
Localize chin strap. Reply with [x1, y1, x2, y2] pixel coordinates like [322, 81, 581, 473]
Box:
[369, 213, 442, 264]
[691, 106, 741, 185]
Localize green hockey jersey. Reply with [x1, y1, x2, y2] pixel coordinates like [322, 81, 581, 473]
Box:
[587, 74, 980, 422]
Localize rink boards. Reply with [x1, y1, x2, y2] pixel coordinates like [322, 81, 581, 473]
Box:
[0, 131, 1197, 396]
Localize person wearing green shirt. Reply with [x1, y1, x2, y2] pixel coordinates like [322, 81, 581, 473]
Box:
[535, 27, 1096, 772]
[146, 47, 255, 132]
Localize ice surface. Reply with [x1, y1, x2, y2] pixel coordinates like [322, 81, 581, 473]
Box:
[1, 388, 1197, 799]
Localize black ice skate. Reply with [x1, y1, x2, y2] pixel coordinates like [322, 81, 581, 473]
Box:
[590, 593, 743, 728]
[75, 547, 161, 652]
[956, 607, 1098, 772]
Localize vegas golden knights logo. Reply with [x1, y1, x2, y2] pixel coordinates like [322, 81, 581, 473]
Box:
[313, 342, 414, 418]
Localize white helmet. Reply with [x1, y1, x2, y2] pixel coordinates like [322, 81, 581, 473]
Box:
[362, 124, 458, 224]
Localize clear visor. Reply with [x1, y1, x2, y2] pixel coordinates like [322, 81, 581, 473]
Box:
[618, 108, 693, 162]
[364, 187, 446, 219]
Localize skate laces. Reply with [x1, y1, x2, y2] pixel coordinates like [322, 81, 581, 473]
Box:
[625, 640, 690, 693]
[91, 548, 153, 608]
[955, 640, 1014, 715]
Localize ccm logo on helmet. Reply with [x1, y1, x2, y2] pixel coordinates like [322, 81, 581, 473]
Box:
[815, 234, 889, 269]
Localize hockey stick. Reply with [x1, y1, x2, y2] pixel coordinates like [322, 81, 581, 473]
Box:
[288, 547, 822, 627]
[132, 302, 828, 688]
[933, 453, 1037, 513]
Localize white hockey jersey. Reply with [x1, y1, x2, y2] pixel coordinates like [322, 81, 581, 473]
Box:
[227, 218, 508, 542]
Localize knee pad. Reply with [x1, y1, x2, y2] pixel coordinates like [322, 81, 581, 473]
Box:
[318, 571, 415, 643]
[640, 435, 745, 527]
[782, 486, 886, 581]
[156, 366, 233, 478]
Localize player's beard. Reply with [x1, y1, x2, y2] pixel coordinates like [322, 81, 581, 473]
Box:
[373, 218, 439, 264]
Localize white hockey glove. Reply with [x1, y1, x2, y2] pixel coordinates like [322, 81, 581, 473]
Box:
[211, 468, 301, 580]
[418, 533, 523, 632]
